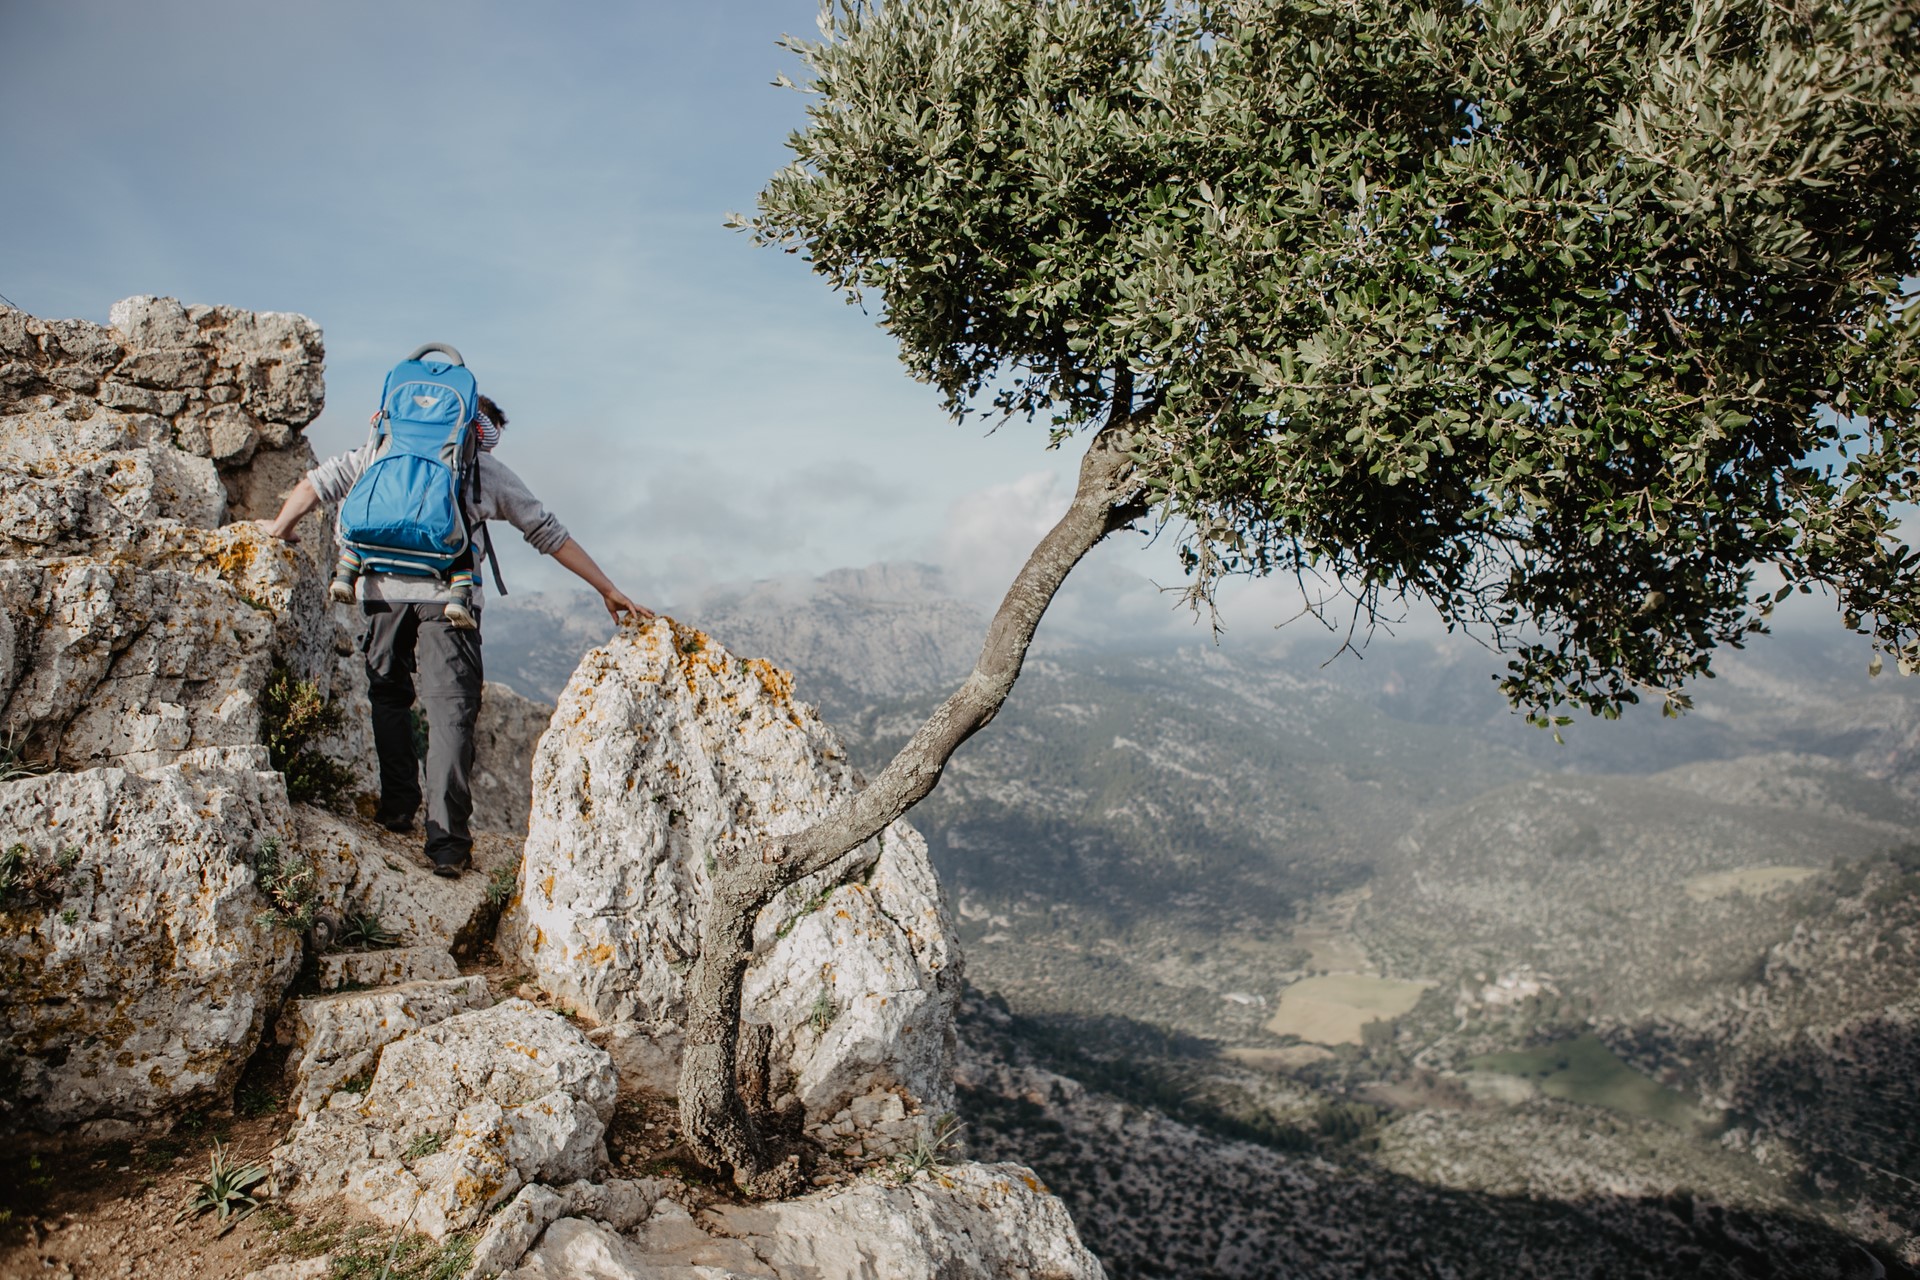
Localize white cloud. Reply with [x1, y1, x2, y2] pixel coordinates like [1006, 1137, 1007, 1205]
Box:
[934, 471, 1074, 607]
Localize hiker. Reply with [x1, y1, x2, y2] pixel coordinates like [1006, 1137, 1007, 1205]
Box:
[328, 395, 506, 628]
[262, 351, 650, 878]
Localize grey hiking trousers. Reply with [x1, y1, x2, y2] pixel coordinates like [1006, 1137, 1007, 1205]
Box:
[362, 601, 481, 869]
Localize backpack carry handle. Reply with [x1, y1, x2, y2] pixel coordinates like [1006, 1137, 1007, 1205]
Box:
[405, 342, 465, 366]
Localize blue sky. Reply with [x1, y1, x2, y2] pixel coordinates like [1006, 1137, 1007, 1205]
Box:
[0, 0, 1092, 611]
[0, 0, 1874, 671]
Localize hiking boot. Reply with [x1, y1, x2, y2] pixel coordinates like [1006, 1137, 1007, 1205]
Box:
[376, 811, 415, 835]
[328, 575, 356, 605]
[443, 589, 477, 631]
[431, 853, 471, 880]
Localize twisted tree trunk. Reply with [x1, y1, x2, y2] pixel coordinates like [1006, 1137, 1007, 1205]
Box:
[676, 410, 1148, 1184]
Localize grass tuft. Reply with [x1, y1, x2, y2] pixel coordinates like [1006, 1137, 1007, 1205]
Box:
[175, 1139, 268, 1224]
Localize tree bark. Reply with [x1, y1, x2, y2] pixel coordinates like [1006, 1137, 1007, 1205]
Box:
[676, 411, 1148, 1183]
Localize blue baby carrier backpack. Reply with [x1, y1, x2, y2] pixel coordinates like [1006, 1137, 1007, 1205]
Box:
[337, 343, 505, 591]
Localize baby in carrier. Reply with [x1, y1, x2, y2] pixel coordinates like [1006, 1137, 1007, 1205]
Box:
[328, 395, 506, 630]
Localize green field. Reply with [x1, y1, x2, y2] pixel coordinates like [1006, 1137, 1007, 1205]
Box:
[1266, 974, 1435, 1045]
[1469, 1034, 1712, 1130]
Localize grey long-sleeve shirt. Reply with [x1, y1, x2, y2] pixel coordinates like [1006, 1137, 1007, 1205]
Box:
[307, 443, 570, 613]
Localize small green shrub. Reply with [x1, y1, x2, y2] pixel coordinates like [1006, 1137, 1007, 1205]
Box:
[483, 865, 516, 908]
[337, 903, 397, 951]
[0, 730, 46, 784]
[253, 836, 319, 932]
[403, 1130, 445, 1160]
[896, 1113, 964, 1179]
[175, 1139, 268, 1224]
[261, 666, 357, 806]
[326, 1227, 475, 1280]
[808, 988, 838, 1034]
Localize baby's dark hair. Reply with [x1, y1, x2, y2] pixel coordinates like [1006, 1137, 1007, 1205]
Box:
[477, 394, 507, 429]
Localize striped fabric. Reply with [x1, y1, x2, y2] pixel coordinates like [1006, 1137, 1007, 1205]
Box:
[473, 408, 501, 452]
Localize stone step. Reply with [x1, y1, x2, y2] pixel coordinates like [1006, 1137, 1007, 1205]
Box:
[315, 945, 459, 992]
[297, 806, 522, 958]
[278, 974, 492, 1116]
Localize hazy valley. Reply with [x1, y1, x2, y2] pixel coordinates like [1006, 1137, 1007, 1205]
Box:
[491, 570, 1920, 1277]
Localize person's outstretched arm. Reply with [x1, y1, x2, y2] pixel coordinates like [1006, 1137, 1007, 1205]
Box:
[263, 477, 322, 542]
[553, 537, 652, 623]
[263, 442, 377, 542]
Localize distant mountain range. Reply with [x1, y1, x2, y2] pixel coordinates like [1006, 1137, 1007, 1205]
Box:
[486, 560, 1920, 791]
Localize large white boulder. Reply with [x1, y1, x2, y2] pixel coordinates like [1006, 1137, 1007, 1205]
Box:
[0, 746, 302, 1124]
[472, 679, 553, 836]
[502, 1162, 1106, 1280]
[0, 297, 370, 787]
[498, 619, 960, 1122]
[276, 999, 619, 1239]
[278, 975, 493, 1116]
[0, 299, 391, 1129]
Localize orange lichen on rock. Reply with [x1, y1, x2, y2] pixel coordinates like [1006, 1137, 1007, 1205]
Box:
[743, 657, 795, 707]
[211, 534, 257, 579]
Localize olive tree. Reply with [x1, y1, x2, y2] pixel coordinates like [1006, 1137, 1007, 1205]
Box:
[679, 0, 1920, 1181]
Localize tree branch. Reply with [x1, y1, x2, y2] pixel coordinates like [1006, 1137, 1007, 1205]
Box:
[676, 408, 1149, 1182]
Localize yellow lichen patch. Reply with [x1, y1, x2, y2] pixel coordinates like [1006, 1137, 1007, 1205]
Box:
[589, 942, 615, 965]
[454, 1171, 504, 1210]
[743, 658, 796, 707]
[1021, 1173, 1047, 1194]
[541, 873, 556, 901]
[212, 536, 257, 579]
[510, 1041, 541, 1061]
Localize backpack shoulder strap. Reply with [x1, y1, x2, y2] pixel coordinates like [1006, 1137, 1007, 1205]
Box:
[460, 452, 508, 597]
[478, 522, 509, 597]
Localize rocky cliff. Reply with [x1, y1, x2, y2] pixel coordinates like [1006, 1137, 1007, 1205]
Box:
[0, 297, 368, 1125]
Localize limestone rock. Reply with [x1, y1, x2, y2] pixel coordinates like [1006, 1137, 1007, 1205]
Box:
[554, 1176, 670, 1232]
[278, 975, 493, 1116]
[297, 807, 520, 957]
[746, 820, 959, 1119]
[463, 1178, 669, 1280]
[276, 999, 618, 1239]
[473, 680, 553, 836]
[499, 619, 960, 1124]
[315, 944, 460, 992]
[705, 1162, 1106, 1279]
[508, 1208, 771, 1280]
[803, 1085, 932, 1163]
[466, 1183, 568, 1280]
[0, 746, 302, 1124]
[242, 1260, 332, 1280]
[585, 1021, 684, 1098]
[504, 1162, 1105, 1280]
[0, 298, 372, 793]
